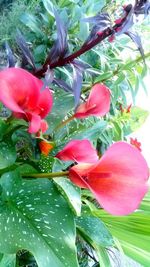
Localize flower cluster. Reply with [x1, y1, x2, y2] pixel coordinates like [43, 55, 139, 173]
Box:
[0, 67, 149, 216]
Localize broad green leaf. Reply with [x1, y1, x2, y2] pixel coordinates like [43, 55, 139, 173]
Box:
[120, 241, 150, 267]
[53, 158, 81, 216]
[55, 119, 107, 146]
[20, 13, 43, 36]
[123, 106, 149, 134]
[96, 247, 111, 267]
[0, 119, 8, 141]
[95, 209, 150, 266]
[76, 216, 113, 267]
[0, 254, 16, 267]
[54, 178, 81, 216]
[0, 141, 16, 170]
[0, 171, 79, 267]
[17, 164, 37, 174]
[78, 19, 89, 42]
[42, 0, 55, 16]
[76, 216, 114, 247]
[46, 90, 74, 134]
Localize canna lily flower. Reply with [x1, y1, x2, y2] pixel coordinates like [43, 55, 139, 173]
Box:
[56, 139, 99, 163]
[0, 67, 53, 133]
[120, 103, 132, 114]
[69, 141, 149, 215]
[74, 83, 110, 119]
[130, 137, 142, 152]
[39, 140, 54, 156]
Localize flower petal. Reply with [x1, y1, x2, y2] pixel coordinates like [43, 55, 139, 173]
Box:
[0, 68, 40, 112]
[40, 120, 49, 133]
[88, 142, 149, 215]
[56, 139, 99, 163]
[34, 88, 53, 118]
[75, 83, 110, 118]
[39, 140, 54, 156]
[69, 142, 149, 215]
[27, 113, 42, 134]
[69, 163, 93, 188]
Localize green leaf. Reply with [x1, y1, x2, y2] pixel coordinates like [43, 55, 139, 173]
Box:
[55, 119, 107, 146]
[0, 119, 8, 141]
[94, 72, 113, 83]
[85, 0, 106, 14]
[46, 90, 74, 134]
[76, 216, 114, 247]
[42, 0, 55, 16]
[20, 13, 43, 36]
[0, 254, 16, 267]
[53, 158, 81, 216]
[17, 164, 37, 175]
[96, 247, 111, 267]
[0, 171, 79, 267]
[95, 209, 150, 266]
[54, 178, 81, 216]
[0, 141, 16, 170]
[76, 216, 113, 267]
[124, 106, 149, 134]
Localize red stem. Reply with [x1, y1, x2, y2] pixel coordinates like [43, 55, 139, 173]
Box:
[33, 7, 131, 77]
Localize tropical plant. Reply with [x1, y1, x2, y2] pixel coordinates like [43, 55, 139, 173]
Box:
[0, 0, 150, 266]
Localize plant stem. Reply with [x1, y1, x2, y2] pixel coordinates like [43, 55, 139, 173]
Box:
[83, 51, 150, 93]
[54, 114, 75, 132]
[23, 171, 69, 178]
[34, 6, 132, 77]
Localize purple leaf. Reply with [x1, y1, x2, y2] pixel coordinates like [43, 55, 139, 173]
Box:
[46, 8, 68, 65]
[54, 9, 68, 57]
[125, 31, 145, 61]
[72, 64, 83, 107]
[5, 42, 15, 67]
[41, 69, 54, 91]
[144, 1, 150, 15]
[134, 0, 150, 15]
[73, 59, 91, 70]
[16, 31, 35, 69]
[116, 6, 134, 35]
[82, 13, 111, 45]
[82, 12, 111, 26]
[53, 78, 73, 92]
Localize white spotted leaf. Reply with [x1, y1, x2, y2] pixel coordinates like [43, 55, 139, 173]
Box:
[76, 216, 114, 247]
[53, 158, 81, 216]
[0, 141, 16, 170]
[0, 171, 79, 267]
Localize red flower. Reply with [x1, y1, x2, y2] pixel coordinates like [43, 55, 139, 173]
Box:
[0, 68, 53, 133]
[120, 104, 132, 113]
[39, 140, 54, 156]
[74, 83, 110, 119]
[130, 137, 142, 152]
[56, 139, 98, 163]
[69, 142, 149, 215]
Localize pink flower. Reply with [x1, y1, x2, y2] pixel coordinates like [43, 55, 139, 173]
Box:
[69, 141, 149, 215]
[56, 139, 99, 163]
[0, 68, 53, 133]
[74, 83, 110, 119]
